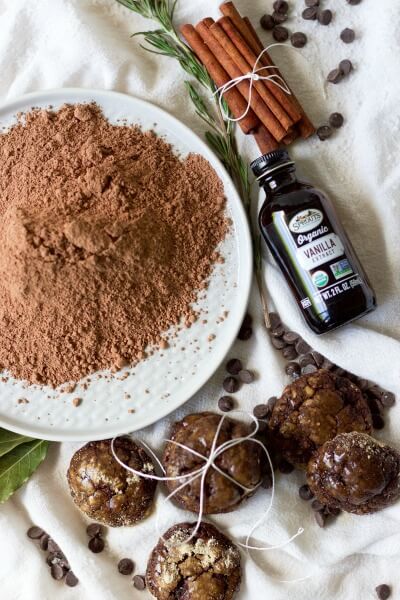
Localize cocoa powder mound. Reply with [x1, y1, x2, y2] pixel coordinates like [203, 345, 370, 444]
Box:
[0, 103, 228, 387]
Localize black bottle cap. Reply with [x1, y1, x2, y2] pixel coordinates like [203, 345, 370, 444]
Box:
[251, 149, 294, 180]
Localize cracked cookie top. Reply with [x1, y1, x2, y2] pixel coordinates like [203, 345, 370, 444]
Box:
[67, 438, 156, 526]
[162, 412, 264, 514]
[269, 369, 373, 468]
[146, 522, 241, 600]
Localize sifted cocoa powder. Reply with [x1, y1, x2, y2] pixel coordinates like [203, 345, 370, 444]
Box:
[0, 103, 228, 387]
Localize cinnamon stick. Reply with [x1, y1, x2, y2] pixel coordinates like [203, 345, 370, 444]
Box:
[242, 15, 315, 138]
[195, 20, 287, 142]
[209, 20, 294, 132]
[180, 24, 259, 135]
[253, 124, 280, 154]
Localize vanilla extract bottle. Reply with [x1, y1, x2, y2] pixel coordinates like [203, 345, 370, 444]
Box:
[252, 150, 376, 334]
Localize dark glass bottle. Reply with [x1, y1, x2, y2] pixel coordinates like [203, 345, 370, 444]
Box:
[251, 150, 376, 334]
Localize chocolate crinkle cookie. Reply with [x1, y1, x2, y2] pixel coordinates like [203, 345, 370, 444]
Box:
[146, 522, 241, 600]
[307, 432, 400, 515]
[163, 412, 264, 514]
[269, 369, 373, 468]
[67, 438, 156, 526]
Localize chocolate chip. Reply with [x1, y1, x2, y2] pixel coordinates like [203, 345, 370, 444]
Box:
[267, 396, 278, 410]
[341, 27, 355, 43]
[282, 345, 298, 360]
[242, 313, 253, 329]
[133, 575, 146, 590]
[218, 396, 234, 412]
[375, 584, 391, 600]
[271, 337, 287, 350]
[46, 552, 63, 566]
[305, 0, 319, 5]
[278, 459, 294, 474]
[347, 0, 361, 4]
[253, 404, 270, 419]
[226, 358, 243, 375]
[260, 14, 275, 30]
[302, 364, 318, 375]
[317, 125, 333, 141]
[326, 506, 341, 517]
[86, 523, 104, 538]
[239, 369, 255, 384]
[302, 7, 318, 19]
[299, 484, 314, 501]
[88, 536, 105, 553]
[283, 331, 299, 344]
[368, 385, 385, 399]
[299, 353, 316, 368]
[311, 351, 325, 367]
[269, 312, 281, 330]
[273, 26, 289, 42]
[312, 499, 325, 512]
[47, 538, 61, 553]
[270, 324, 285, 338]
[314, 511, 326, 528]
[329, 112, 344, 129]
[272, 12, 288, 24]
[285, 362, 301, 378]
[238, 326, 252, 341]
[322, 358, 334, 370]
[51, 563, 65, 580]
[318, 9, 332, 25]
[273, 0, 289, 13]
[339, 59, 353, 75]
[327, 68, 343, 84]
[381, 391, 395, 407]
[65, 571, 79, 587]
[223, 376, 240, 393]
[118, 558, 135, 575]
[27, 526, 45, 539]
[295, 339, 311, 355]
[372, 414, 385, 430]
[39, 534, 49, 551]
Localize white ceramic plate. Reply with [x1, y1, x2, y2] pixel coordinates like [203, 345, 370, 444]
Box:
[0, 89, 252, 442]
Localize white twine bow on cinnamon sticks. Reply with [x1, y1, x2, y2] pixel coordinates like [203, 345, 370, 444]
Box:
[111, 410, 304, 554]
[213, 45, 292, 124]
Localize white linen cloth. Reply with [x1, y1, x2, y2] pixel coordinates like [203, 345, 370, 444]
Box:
[0, 0, 399, 598]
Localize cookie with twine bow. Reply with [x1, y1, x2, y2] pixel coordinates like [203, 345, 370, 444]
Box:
[162, 412, 265, 514]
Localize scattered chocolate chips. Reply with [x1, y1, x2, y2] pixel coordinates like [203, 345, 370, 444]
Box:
[272, 11, 288, 24]
[298, 353, 315, 368]
[317, 124, 334, 140]
[302, 7, 318, 20]
[39, 534, 50, 551]
[314, 511, 326, 528]
[311, 351, 325, 367]
[133, 575, 146, 591]
[253, 404, 270, 419]
[295, 339, 311, 355]
[271, 337, 287, 350]
[329, 112, 344, 128]
[239, 369, 255, 384]
[267, 396, 277, 410]
[88, 536, 105, 554]
[226, 358, 243, 375]
[305, 0, 319, 6]
[27, 526, 45, 539]
[347, 0, 362, 4]
[223, 376, 240, 393]
[270, 324, 285, 338]
[283, 331, 299, 344]
[50, 563, 65, 581]
[282, 345, 298, 360]
[218, 396, 234, 412]
[273, 26, 289, 42]
[47, 538, 61, 554]
[317, 9, 332, 25]
[299, 484, 314, 501]
[269, 312, 281, 330]
[278, 458, 294, 474]
[273, 0, 289, 13]
[381, 391, 395, 407]
[260, 14, 275, 30]
[339, 59, 353, 75]
[341, 27, 355, 43]
[118, 558, 135, 576]
[285, 361, 301, 378]
[375, 585, 391, 600]
[65, 571, 79, 587]
[86, 523, 104, 538]
[327, 68, 343, 84]
[238, 325, 253, 341]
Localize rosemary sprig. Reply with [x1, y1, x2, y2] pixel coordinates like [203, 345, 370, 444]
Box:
[116, 0, 270, 326]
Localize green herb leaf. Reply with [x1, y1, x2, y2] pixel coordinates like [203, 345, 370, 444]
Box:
[0, 429, 33, 457]
[0, 439, 49, 503]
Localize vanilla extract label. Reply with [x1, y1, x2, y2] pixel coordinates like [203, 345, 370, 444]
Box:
[296, 233, 345, 270]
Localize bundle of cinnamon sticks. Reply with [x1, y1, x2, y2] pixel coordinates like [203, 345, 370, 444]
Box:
[181, 1, 315, 154]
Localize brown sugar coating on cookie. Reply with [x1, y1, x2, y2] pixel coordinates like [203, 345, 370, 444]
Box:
[67, 438, 156, 526]
[307, 432, 400, 515]
[269, 369, 373, 468]
[146, 521, 241, 600]
[163, 412, 264, 514]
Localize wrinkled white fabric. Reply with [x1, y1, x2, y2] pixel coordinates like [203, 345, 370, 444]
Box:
[0, 0, 399, 599]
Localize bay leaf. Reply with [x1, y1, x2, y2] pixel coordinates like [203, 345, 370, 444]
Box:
[0, 439, 49, 503]
[0, 429, 33, 457]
